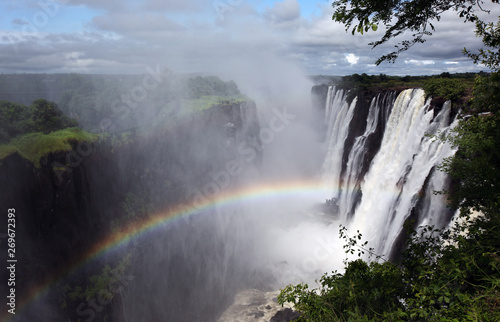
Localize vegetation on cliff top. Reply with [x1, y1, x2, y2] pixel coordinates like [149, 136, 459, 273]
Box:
[0, 98, 101, 167]
[321, 72, 477, 108]
[0, 127, 99, 167]
[0, 73, 247, 134]
[0, 75, 249, 165]
[0, 99, 78, 143]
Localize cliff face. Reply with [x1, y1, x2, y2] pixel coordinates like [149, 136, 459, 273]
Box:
[312, 85, 399, 187]
[0, 149, 102, 287]
[310, 85, 330, 140]
[0, 100, 262, 322]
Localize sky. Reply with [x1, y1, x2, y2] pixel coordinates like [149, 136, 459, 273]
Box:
[0, 0, 499, 76]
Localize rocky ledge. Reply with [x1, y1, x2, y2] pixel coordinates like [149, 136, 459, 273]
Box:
[218, 289, 300, 322]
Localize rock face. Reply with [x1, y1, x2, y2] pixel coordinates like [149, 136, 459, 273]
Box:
[310, 84, 330, 139]
[0, 101, 262, 322]
[0, 149, 106, 300]
[217, 289, 296, 322]
[270, 308, 302, 322]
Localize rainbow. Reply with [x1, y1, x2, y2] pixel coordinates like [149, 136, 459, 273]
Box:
[4, 178, 332, 320]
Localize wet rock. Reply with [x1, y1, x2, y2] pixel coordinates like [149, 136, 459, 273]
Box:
[218, 289, 294, 322]
[270, 308, 301, 322]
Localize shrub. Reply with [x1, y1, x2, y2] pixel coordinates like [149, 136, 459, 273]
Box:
[423, 78, 466, 102]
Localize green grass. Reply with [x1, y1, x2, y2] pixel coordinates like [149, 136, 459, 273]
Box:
[0, 127, 99, 167]
[153, 94, 251, 131]
[0, 144, 19, 160]
[183, 95, 249, 111]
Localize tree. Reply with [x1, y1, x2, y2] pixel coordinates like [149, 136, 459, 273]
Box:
[423, 77, 466, 102]
[469, 71, 500, 113]
[0, 99, 78, 142]
[30, 99, 78, 134]
[464, 17, 500, 71]
[438, 111, 500, 219]
[279, 221, 500, 320]
[0, 101, 32, 142]
[332, 0, 500, 65]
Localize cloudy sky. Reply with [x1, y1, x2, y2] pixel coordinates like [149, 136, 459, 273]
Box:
[1, 0, 499, 76]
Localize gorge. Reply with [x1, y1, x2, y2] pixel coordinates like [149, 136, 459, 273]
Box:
[0, 74, 459, 321]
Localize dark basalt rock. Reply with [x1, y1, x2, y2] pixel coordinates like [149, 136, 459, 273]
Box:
[270, 308, 301, 322]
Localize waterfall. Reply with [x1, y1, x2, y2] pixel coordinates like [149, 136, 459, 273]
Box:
[321, 87, 458, 258]
[322, 86, 357, 200]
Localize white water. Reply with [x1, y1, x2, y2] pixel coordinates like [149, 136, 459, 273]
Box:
[322, 87, 458, 258]
[322, 86, 357, 201]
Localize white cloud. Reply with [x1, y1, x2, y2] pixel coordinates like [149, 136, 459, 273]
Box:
[345, 53, 359, 65]
[405, 59, 435, 66]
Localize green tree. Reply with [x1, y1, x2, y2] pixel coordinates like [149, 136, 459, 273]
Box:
[469, 70, 500, 113]
[279, 259, 405, 321]
[0, 99, 78, 142]
[423, 77, 466, 102]
[0, 101, 32, 142]
[30, 99, 78, 134]
[464, 17, 500, 71]
[332, 0, 500, 65]
[279, 221, 500, 321]
[438, 113, 500, 217]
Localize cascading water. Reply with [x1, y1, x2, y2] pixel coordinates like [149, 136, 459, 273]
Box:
[322, 87, 357, 202]
[321, 87, 458, 259]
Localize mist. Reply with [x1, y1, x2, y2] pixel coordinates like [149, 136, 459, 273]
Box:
[107, 39, 338, 321]
[1, 12, 343, 320]
[1, 1, 467, 321]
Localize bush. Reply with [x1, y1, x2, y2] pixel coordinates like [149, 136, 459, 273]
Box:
[469, 72, 500, 113]
[0, 99, 78, 143]
[0, 101, 33, 143]
[423, 77, 466, 102]
[279, 259, 405, 321]
[279, 221, 500, 321]
[30, 99, 78, 134]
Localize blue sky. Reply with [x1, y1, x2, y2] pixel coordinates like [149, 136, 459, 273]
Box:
[1, 0, 499, 76]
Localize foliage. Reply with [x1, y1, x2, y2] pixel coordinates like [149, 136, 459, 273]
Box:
[0, 73, 242, 134]
[30, 99, 79, 134]
[423, 77, 467, 102]
[438, 114, 500, 215]
[279, 220, 500, 321]
[122, 192, 153, 220]
[60, 254, 132, 309]
[0, 127, 99, 167]
[279, 259, 405, 321]
[338, 72, 477, 91]
[0, 101, 32, 142]
[0, 99, 78, 143]
[464, 17, 500, 71]
[331, 0, 499, 65]
[436, 72, 500, 217]
[185, 94, 248, 111]
[399, 222, 500, 321]
[469, 72, 500, 113]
